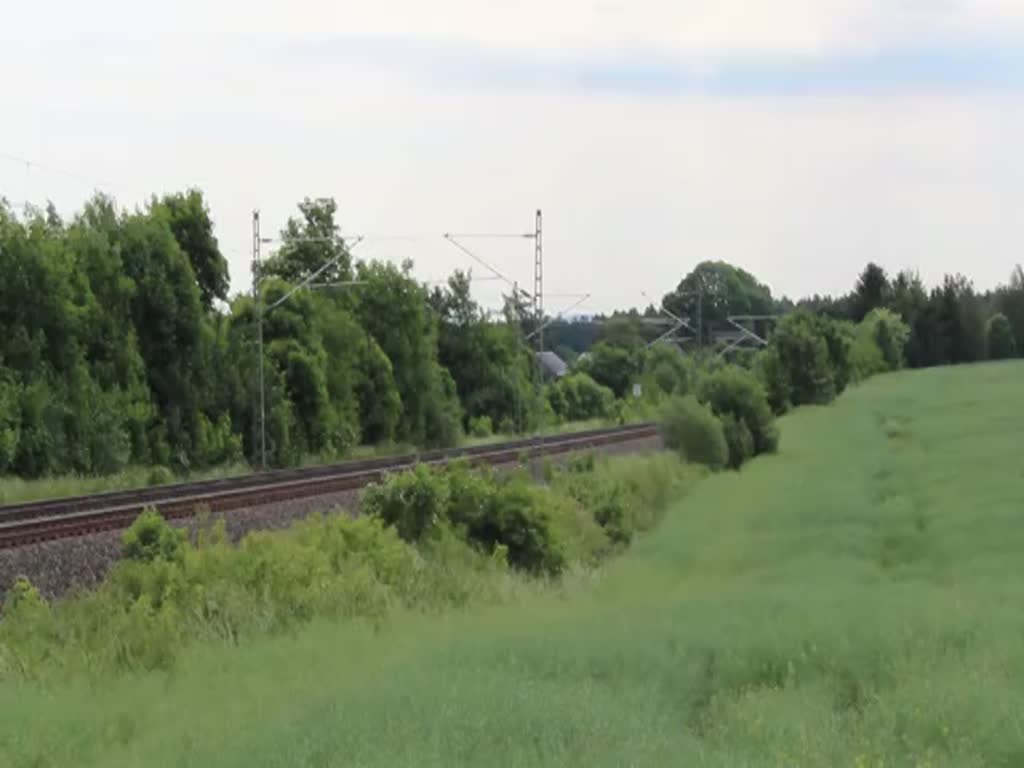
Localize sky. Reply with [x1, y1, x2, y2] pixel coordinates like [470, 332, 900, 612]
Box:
[2, 0, 1023, 314]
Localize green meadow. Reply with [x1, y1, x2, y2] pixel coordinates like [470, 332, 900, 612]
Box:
[3, 362, 1024, 767]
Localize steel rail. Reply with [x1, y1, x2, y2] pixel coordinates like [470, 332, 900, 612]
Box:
[0, 424, 659, 548]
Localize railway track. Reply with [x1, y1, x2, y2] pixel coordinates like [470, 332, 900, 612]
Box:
[0, 423, 659, 549]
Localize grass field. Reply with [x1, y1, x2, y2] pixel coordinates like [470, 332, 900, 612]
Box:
[3, 362, 1024, 767]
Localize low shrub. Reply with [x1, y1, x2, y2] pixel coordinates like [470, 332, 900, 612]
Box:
[359, 465, 449, 542]
[121, 507, 186, 565]
[659, 396, 728, 470]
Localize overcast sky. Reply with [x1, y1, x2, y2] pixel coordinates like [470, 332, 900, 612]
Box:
[2, 1, 1023, 313]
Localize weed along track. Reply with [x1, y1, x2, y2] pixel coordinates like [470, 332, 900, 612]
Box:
[0, 424, 658, 550]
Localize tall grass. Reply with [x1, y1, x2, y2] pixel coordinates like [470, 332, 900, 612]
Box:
[3, 362, 1024, 766]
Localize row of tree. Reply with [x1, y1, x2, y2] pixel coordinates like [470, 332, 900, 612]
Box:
[800, 262, 1021, 367]
[2, 191, 1021, 479]
[0, 194, 546, 477]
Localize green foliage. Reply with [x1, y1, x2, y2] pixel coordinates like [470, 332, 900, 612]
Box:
[152, 190, 229, 310]
[753, 347, 791, 416]
[663, 260, 776, 344]
[813, 315, 855, 395]
[260, 198, 353, 285]
[547, 373, 614, 423]
[146, 466, 175, 487]
[697, 366, 779, 468]
[852, 262, 891, 321]
[851, 308, 912, 381]
[986, 312, 1017, 360]
[768, 310, 836, 406]
[863, 307, 911, 370]
[362, 462, 566, 575]
[422, 365, 464, 449]
[432, 271, 540, 434]
[0, 366, 20, 473]
[1, 194, 1021, 489]
[577, 342, 638, 399]
[353, 260, 450, 446]
[994, 266, 1024, 358]
[639, 343, 693, 401]
[468, 415, 493, 438]
[121, 508, 186, 565]
[659, 396, 729, 470]
[360, 465, 449, 542]
[717, 412, 754, 469]
[455, 474, 567, 576]
[0, 452, 691, 685]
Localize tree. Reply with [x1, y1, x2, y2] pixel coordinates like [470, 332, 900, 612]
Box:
[639, 343, 693, 399]
[813, 316, 855, 396]
[936, 274, 986, 365]
[577, 342, 637, 399]
[547, 373, 614, 422]
[852, 263, 891, 322]
[262, 198, 353, 285]
[768, 311, 836, 406]
[353, 260, 460, 446]
[994, 266, 1024, 356]
[118, 209, 205, 457]
[890, 270, 930, 367]
[153, 190, 229, 310]
[432, 271, 539, 433]
[663, 261, 775, 343]
[864, 308, 911, 370]
[986, 313, 1017, 360]
[600, 314, 646, 350]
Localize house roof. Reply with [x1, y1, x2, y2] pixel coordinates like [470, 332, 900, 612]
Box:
[536, 350, 569, 378]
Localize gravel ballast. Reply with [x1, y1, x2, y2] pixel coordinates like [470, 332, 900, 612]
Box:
[0, 435, 662, 601]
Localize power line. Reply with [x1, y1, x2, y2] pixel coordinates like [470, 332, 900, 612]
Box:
[442, 233, 524, 291]
[0, 150, 139, 197]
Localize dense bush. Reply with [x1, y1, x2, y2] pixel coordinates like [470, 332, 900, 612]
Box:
[638, 344, 693, 400]
[367, 462, 567, 576]
[814, 316, 855, 395]
[360, 465, 449, 542]
[659, 396, 728, 470]
[718, 412, 755, 469]
[753, 347, 791, 416]
[121, 507, 187, 565]
[546, 373, 615, 423]
[698, 366, 779, 469]
[768, 311, 837, 407]
[577, 342, 638, 398]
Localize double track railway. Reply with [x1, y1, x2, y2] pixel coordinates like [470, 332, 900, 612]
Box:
[0, 423, 659, 549]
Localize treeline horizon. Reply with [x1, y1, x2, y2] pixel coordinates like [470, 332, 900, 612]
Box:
[2, 190, 1021, 479]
